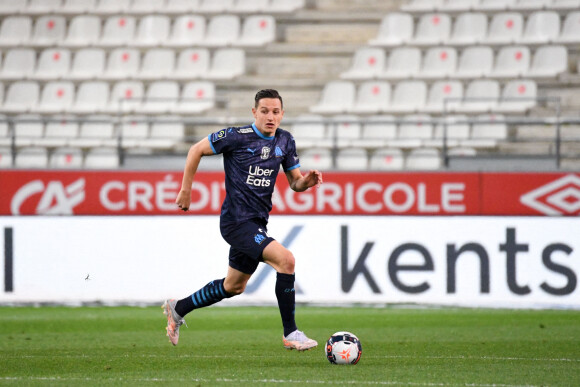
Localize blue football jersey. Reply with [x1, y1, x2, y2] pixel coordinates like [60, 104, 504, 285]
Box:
[208, 123, 300, 223]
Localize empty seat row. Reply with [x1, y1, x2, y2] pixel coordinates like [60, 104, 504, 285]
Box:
[0, 115, 185, 149]
[0, 80, 216, 114]
[0, 14, 276, 48]
[311, 79, 537, 115]
[341, 45, 567, 81]
[0, 47, 245, 81]
[301, 147, 463, 171]
[369, 11, 580, 47]
[401, 0, 580, 13]
[290, 113, 508, 150]
[0, 0, 305, 15]
[0, 146, 120, 169]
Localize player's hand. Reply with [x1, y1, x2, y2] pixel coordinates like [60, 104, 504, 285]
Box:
[304, 170, 323, 188]
[175, 190, 191, 212]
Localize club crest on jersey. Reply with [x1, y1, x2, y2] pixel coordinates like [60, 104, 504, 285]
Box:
[260, 147, 270, 160]
[212, 129, 227, 142]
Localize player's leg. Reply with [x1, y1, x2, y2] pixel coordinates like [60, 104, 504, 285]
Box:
[262, 241, 318, 351]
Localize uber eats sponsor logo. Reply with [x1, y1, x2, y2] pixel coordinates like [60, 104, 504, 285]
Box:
[247, 165, 274, 187]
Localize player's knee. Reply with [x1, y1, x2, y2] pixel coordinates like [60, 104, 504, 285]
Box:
[224, 281, 245, 296]
[279, 251, 295, 274]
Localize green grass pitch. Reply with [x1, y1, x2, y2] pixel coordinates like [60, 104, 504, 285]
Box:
[0, 306, 579, 386]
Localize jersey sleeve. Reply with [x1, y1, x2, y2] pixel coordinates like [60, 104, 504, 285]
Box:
[282, 133, 300, 172]
[208, 127, 236, 155]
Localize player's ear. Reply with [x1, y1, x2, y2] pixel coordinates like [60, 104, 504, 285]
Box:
[252, 107, 257, 118]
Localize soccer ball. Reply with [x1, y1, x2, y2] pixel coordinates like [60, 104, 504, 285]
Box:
[325, 331, 362, 365]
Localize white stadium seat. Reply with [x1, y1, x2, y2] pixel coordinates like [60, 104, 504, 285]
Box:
[298, 148, 333, 171]
[476, 0, 516, 10]
[552, 0, 580, 9]
[462, 114, 507, 148]
[167, 15, 206, 47]
[206, 48, 245, 80]
[510, 0, 551, 11]
[108, 81, 144, 113]
[424, 115, 470, 148]
[418, 47, 457, 79]
[69, 115, 116, 148]
[0, 0, 28, 15]
[100, 16, 136, 47]
[423, 81, 463, 113]
[120, 116, 149, 148]
[71, 81, 109, 114]
[350, 81, 391, 114]
[129, 0, 165, 14]
[61, 0, 98, 14]
[0, 49, 36, 80]
[555, 12, 580, 44]
[37, 116, 79, 148]
[336, 147, 368, 170]
[232, 0, 270, 13]
[1, 82, 40, 113]
[369, 147, 404, 170]
[203, 15, 241, 47]
[340, 47, 386, 80]
[310, 81, 356, 114]
[84, 147, 119, 169]
[490, 46, 530, 78]
[31, 16, 66, 47]
[26, 0, 61, 15]
[457, 80, 500, 113]
[289, 115, 330, 149]
[329, 114, 362, 148]
[33, 49, 71, 81]
[0, 146, 12, 168]
[351, 115, 397, 149]
[441, 0, 481, 12]
[401, 0, 444, 12]
[268, 0, 305, 13]
[497, 79, 537, 113]
[410, 13, 451, 46]
[527, 45, 568, 78]
[69, 48, 106, 80]
[454, 46, 494, 80]
[448, 12, 487, 46]
[379, 47, 422, 80]
[520, 11, 560, 45]
[63, 16, 101, 48]
[166, 0, 201, 13]
[141, 116, 184, 149]
[37, 81, 75, 114]
[383, 81, 427, 113]
[236, 15, 276, 47]
[139, 81, 180, 114]
[15, 146, 48, 169]
[173, 81, 215, 114]
[49, 147, 84, 169]
[104, 48, 141, 80]
[405, 148, 441, 170]
[135, 15, 171, 47]
[0, 17, 32, 46]
[13, 114, 43, 147]
[95, 0, 131, 14]
[368, 13, 414, 47]
[171, 49, 211, 80]
[198, 0, 234, 13]
[484, 13, 523, 45]
[139, 49, 175, 80]
[390, 114, 433, 148]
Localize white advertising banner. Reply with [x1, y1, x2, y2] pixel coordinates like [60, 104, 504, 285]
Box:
[0, 216, 578, 309]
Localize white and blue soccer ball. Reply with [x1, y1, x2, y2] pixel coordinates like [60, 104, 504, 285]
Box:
[325, 331, 362, 365]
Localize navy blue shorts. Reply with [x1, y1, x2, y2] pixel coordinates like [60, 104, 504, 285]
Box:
[220, 218, 275, 275]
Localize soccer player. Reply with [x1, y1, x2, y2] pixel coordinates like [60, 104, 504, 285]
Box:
[164, 89, 323, 351]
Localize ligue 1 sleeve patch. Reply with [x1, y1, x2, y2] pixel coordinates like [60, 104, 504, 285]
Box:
[212, 129, 227, 142]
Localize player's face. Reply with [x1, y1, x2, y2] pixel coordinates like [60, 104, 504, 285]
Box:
[252, 98, 284, 136]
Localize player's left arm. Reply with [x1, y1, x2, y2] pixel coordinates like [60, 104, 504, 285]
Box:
[285, 168, 323, 192]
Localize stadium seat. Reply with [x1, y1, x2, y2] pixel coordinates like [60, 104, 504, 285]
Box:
[0, 16, 32, 46]
[401, 0, 444, 12]
[329, 115, 362, 148]
[203, 15, 240, 46]
[405, 148, 441, 170]
[171, 48, 211, 80]
[198, 0, 234, 13]
[340, 47, 386, 80]
[552, 0, 580, 9]
[448, 12, 487, 46]
[461, 114, 507, 148]
[448, 146, 477, 156]
[379, 47, 422, 80]
[104, 48, 141, 80]
[383, 81, 427, 113]
[37, 116, 79, 147]
[510, 0, 552, 11]
[15, 146, 48, 168]
[453, 46, 494, 79]
[37, 81, 75, 114]
[336, 147, 368, 170]
[489, 46, 530, 78]
[391, 114, 434, 148]
[13, 114, 43, 147]
[138, 81, 179, 114]
[368, 13, 414, 47]
[108, 81, 144, 113]
[289, 114, 330, 149]
[84, 147, 120, 169]
[139, 49, 175, 80]
[120, 116, 149, 148]
[61, 0, 98, 14]
[484, 13, 523, 45]
[232, 0, 269, 13]
[33, 49, 71, 81]
[26, 0, 61, 15]
[351, 115, 397, 149]
[135, 15, 171, 47]
[236, 15, 276, 47]
[410, 13, 451, 46]
[310, 81, 356, 114]
[298, 147, 333, 170]
[70, 81, 109, 114]
[167, 15, 206, 47]
[476, 0, 516, 10]
[129, 0, 165, 14]
[369, 147, 404, 170]
[418, 47, 457, 79]
[0, 114, 9, 147]
[422, 81, 463, 113]
[100, 16, 136, 47]
[31, 16, 66, 47]
[63, 15, 101, 47]
[268, 0, 305, 13]
[440, 0, 481, 11]
[95, 0, 131, 14]
[166, 0, 200, 13]
[520, 11, 560, 44]
[350, 81, 391, 114]
[1, 81, 40, 113]
[497, 79, 537, 113]
[206, 48, 245, 80]
[0, 0, 28, 15]
[424, 115, 470, 148]
[141, 116, 184, 149]
[555, 12, 580, 44]
[69, 115, 117, 148]
[527, 45, 568, 78]
[69, 48, 106, 80]
[49, 147, 84, 169]
[0, 48, 36, 80]
[456, 80, 500, 113]
[173, 81, 215, 114]
[0, 146, 12, 168]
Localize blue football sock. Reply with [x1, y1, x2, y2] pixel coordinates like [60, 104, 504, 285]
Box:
[276, 272, 298, 337]
[175, 278, 232, 317]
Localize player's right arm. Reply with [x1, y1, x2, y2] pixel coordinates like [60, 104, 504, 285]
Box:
[176, 136, 214, 211]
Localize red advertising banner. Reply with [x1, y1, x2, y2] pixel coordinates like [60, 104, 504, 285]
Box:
[0, 170, 579, 216]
